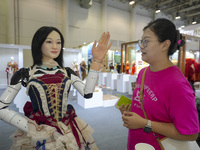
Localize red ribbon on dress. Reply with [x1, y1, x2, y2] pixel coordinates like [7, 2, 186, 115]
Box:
[24, 102, 62, 133]
[62, 109, 86, 149]
[30, 111, 62, 133]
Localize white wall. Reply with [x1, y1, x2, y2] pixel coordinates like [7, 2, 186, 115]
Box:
[107, 6, 130, 43]
[18, 0, 62, 45]
[63, 49, 81, 68]
[68, 0, 102, 48]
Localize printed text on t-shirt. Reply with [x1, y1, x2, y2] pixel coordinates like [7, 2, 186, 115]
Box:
[135, 84, 158, 101]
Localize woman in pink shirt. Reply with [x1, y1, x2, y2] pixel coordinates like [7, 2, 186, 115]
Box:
[120, 18, 199, 150]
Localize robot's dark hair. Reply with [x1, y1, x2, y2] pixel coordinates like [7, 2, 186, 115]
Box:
[31, 26, 64, 67]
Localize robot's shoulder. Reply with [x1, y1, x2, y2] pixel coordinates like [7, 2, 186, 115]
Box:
[64, 67, 78, 78]
[10, 68, 29, 86]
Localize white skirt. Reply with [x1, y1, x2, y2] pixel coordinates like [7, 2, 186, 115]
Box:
[10, 117, 98, 150]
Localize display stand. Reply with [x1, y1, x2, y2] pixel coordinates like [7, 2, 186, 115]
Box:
[117, 74, 130, 93]
[103, 94, 119, 107]
[128, 75, 137, 95]
[77, 87, 103, 109]
[98, 72, 108, 86]
[106, 73, 119, 90]
[194, 82, 200, 98]
[196, 90, 200, 98]
[194, 82, 200, 90]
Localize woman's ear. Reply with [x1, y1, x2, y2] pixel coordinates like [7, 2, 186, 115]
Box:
[162, 40, 171, 52]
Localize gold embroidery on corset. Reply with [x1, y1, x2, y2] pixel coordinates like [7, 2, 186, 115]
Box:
[44, 83, 64, 124]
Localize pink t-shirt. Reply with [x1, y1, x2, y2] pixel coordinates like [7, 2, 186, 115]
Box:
[127, 66, 199, 150]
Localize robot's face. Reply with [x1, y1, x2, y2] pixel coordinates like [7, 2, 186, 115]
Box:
[41, 30, 62, 60]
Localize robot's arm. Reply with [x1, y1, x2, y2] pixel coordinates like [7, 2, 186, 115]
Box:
[0, 68, 29, 133]
[66, 67, 99, 98]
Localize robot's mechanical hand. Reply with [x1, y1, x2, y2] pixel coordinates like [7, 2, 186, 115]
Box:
[10, 68, 29, 87]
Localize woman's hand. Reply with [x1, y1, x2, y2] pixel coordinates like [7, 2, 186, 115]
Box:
[92, 32, 112, 62]
[122, 111, 147, 129]
[119, 104, 131, 115]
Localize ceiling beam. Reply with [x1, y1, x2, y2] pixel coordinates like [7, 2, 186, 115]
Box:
[158, 0, 173, 6]
[161, 1, 193, 12]
[186, 11, 200, 17]
[179, 4, 200, 12]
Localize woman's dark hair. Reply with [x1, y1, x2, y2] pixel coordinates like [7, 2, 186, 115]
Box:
[143, 18, 185, 56]
[31, 26, 64, 67]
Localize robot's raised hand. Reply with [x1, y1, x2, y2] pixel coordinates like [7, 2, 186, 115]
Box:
[92, 32, 112, 62]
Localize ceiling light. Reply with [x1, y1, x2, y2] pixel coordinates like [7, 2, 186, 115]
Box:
[175, 16, 181, 19]
[192, 21, 197, 25]
[155, 9, 161, 13]
[155, 5, 161, 13]
[175, 12, 181, 20]
[129, 0, 135, 5]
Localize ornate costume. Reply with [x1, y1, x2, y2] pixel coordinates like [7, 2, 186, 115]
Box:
[6, 61, 18, 85]
[131, 62, 135, 75]
[80, 61, 86, 81]
[125, 62, 130, 74]
[9, 64, 98, 150]
[72, 61, 80, 78]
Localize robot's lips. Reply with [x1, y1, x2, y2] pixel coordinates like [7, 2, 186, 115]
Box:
[51, 51, 58, 53]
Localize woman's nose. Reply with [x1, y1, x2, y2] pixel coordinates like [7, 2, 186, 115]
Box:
[139, 44, 144, 49]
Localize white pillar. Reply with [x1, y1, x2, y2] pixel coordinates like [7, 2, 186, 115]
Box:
[130, 7, 137, 41]
[18, 48, 23, 69]
[62, 0, 69, 47]
[101, 0, 108, 32]
[6, 0, 15, 44]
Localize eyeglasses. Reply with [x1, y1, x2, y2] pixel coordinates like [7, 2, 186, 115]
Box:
[138, 39, 158, 48]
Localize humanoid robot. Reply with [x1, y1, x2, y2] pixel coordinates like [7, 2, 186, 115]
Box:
[0, 27, 112, 150]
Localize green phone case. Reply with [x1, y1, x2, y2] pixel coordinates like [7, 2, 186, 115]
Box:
[115, 95, 132, 109]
